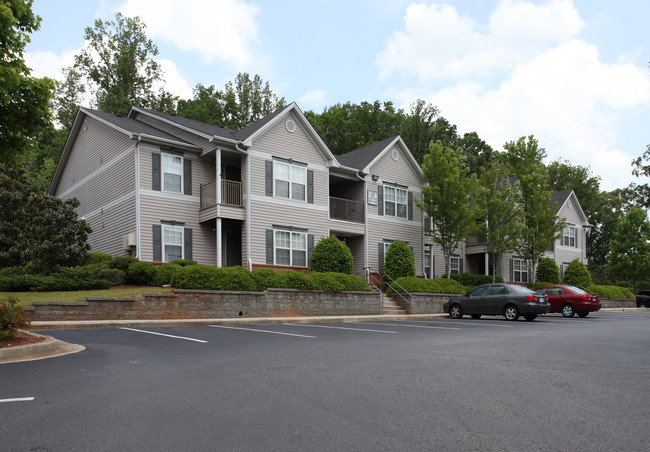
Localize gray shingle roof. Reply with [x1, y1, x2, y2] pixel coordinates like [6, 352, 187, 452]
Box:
[550, 190, 572, 211]
[336, 135, 399, 170]
[130, 107, 238, 140]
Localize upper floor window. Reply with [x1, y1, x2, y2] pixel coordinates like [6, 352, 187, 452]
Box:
[274, 161, 306, 201]
[385, 186, 408, 218]
[163, 154, 183, 193]
[513, 258, 528, 283]
[562, 226, 577, 247]
[275, 229, 307, 267]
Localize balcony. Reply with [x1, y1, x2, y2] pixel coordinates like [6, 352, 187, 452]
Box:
[330, 196, 364, 223]
[200, 180, 242, 210]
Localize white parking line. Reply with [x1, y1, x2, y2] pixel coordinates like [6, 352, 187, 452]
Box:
[209, 325, 316, 338]
[409, 320, 512, 328]
[283, 323, 398, 333]
[346, 321, 460, 330]
[120, 328, 208, 343]
[0, 397, 34, 403]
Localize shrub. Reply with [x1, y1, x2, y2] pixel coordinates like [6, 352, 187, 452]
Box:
[169, 259, 197, 267]
[588, 285, 635, 299]
[383, 240, 415, 281]
[309, 272, 346, 291]
[444, 273, 504, 287]
[31, 267, 112, 291]
[152, 263, 183, 286]
[126, 261, 157, 286]
[250, 268, 284, 291]
[86, 252, 113, 265]
[0, 297, 30, 339]
[100, 269, 125, 285]
[172, 265, 258, 291]
[277, 270, 315, 290]
[107, 256, 138, 272]
[563, 259, 591, 287]
[536, 258, 560, 284]
[387, 277, 466, 294]
[332, 273, 372, 291]
[309, 236, 354, 274]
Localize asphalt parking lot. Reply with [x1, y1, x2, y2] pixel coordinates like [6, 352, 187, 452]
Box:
[2, 311, 649, 451]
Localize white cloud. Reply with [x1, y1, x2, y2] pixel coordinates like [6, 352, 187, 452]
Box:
[117, 0, 264, 68]
[24, 49, 78, 80]
[299, 89, 328, 111]
[155, 58, 194, 100]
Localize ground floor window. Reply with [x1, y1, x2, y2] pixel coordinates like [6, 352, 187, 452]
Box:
[450, 256, 460, 274]
[275, 230, 307, 267]
[163, 224, 183, 262]
[513, 258, 528, 283]
[424, 249, 432, 279]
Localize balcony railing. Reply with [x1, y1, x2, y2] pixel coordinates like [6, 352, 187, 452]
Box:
[330, 196, 364, 223]
[200, 180, 242, 210]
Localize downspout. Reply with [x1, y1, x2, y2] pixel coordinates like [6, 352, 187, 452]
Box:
[236, 141, 252, 271]
[355, 171, 368, 271]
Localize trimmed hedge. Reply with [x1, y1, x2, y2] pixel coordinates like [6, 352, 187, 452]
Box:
[588, 285, 634, 299]
[387, 276, 467, 294]
[310, 236, 354, 274]
[153, 263, 183, 286]
[384, 240, 415, 281]
[563, 260, 591, 287]
[126, 261, 156, 286]
[250, 268, 283, 290]
[0, 266, 111, 291]
[443, 273, 504, 287]
[536, 258, 560, 284]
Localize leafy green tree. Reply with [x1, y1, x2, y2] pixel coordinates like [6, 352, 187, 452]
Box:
[383, 240, 415, 281]
[0, 164, 91, 272]
[504, 136, 563, 282]
[606, 206, 650, 291]
[536, 257, 560, 284]
[630, 144, 650, 209]
[309, 235, 354, 274]
[459, 132, 496, 175]
[562, 259, 591, 287]
[0, 0, 55, 167]
[418, 141, 476, 278]
[399, 99, 439, 163]
[475, 161, 523, 282]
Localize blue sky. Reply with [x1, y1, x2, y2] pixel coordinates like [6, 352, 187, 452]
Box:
[26, 0, 650, 192]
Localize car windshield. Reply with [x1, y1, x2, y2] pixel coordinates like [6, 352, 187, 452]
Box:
[509, 285, 535, 294]
[568, 286, 588, 294]
[533, 288, 546, 294]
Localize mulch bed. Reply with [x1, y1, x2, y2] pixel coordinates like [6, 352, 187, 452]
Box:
[0, 330, 46, 349]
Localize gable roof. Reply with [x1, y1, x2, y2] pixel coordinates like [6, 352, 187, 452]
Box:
[552, 189, 589, 225]
[129, 107, 238, 141]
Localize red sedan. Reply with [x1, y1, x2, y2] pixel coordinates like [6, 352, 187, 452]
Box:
[534, 285, 601, 317]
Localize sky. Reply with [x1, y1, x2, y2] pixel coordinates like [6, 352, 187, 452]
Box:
[25, 0, 650, 192]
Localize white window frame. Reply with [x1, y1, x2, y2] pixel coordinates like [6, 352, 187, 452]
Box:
[162, 153, 183, 193]
[424, 249, 432, 279]
[274, 229, 307, 267]
[274, 161, 306, 202]
[450, 256, 460, 274]
[562, 225, 577, 247]
[162, 224, 184, 263]
[513, 258, 528, 283]
[384, 186, 408, 219]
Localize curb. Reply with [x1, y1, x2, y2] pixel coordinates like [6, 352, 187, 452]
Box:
[0, 331, 85, 364]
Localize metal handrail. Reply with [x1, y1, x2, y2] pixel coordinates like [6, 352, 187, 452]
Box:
[362, 267, 412, 306]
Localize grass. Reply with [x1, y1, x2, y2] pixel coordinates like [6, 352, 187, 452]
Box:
[1, 287, 172, 306]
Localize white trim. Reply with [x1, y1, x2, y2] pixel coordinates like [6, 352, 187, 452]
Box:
[82, 191, 136, 220]
[135, 143, 141, 258]
[58, 145, 136, 199]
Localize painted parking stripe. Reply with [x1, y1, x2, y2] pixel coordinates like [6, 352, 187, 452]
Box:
[208, 325, 316, 338]
[120, 328, 208, 343]
[0, 397, 34, 403]
[283, 323, 398, 333]
[409, 320, 513, 328]
[346, 321, 460, 330]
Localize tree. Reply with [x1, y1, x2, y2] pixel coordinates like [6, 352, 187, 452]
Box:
[309, 235, 354, 274]
[536, 257, 560, 284]
[630, 144, 650, 209]
[383, 240, 415, 281]
[562, 259, 591, 287]
[0, 164, 91, 272]
[504, 136, 563, 283]
[458, 132, 496, 175]
[606, 206, 650, 291]
[417, 141, 476, 278]
[399, 99, 439, 163]
[176, 73, 285, 130]
[56, 13, 175, 119]
[475, 161, 523, 282]
[0, 0, 55, 167]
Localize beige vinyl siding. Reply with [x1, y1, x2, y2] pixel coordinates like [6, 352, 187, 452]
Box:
[553, 195, 588, 265]
[57, 116, 134, 194]
[368, 217, 424, 275]
[85, 197, 136, 256]
[371, 145, 422, 188]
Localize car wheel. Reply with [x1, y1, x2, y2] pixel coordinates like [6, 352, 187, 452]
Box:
[523, 314, 537, 321]
[561, 304, 576, 317]
[449, 304, 463, 319]
[504, 305, 520, 321]
[471, 314, 481, 319]
[577, 311, 589, 318]
[640, 303, 647, 308]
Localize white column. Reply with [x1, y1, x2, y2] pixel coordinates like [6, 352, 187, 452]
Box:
[216, 218, 222, 267]
[485, 252, 489, 276]
[216, 148, 222, 205]
[216, 148, 222, 267]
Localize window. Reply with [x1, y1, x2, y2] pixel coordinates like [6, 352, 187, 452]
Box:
[450, 256, 460, 274]
[163, 224, 183, 262]
[163, 154, 183, 193]
[424, 249, 432, 279]
[274, 161, 306, 201]
[513, 258, 528, 283]
[275, 230, 307, 267]
[562, 226, 577, 247]
[384, 186, 408, 218]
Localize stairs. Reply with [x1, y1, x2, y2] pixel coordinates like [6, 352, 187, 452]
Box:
[382, 294, 407, 315]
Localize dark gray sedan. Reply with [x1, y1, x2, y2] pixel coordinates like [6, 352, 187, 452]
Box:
[443, 283, 550, 321]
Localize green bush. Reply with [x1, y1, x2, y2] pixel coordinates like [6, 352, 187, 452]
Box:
[444, 273, 504, 287]
[536, 258, 560, 284]
[277, 270, 315, 290]
[169, 259, 197, 267]
[172, 265, 258, 291]
[331, 273, 372, 291]
[107, 256, 138, 272]
[563, 259, 591, 287]
[152, 263, 183, 286]
[126, 261, 156, 286]
[250, 268, 284, 291]
[101, 269, 125, 285]
[309, 236, 354, 274]
[86, 252, 113, 265]
[383, 240, 415, 281]
[387, 276, 466, 294]
[588, 285, 634, 299]
[1, 297, 30, 339]
[309, 272, 346, 291]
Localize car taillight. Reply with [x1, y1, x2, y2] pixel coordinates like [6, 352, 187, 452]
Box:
[582, 295, 590, 301]
[527, 295, 537, 302]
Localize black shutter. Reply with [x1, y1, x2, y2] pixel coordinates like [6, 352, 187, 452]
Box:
[152, 154, 161, 191]
[431, 254, 435, 279]
[308, 234, 314, 266]
[377, 186, 383, 216]
[184, 158, 192, 195]
[408, 191, 413, 220]
[307, 170, 314, 204]
[510, 258, 514, 282]
[265, 161, 273, 196]
[266, 229, 274, 264]
[459, 257, 464, 274]
[152, 224, 162, 262]
[184, 228, 193, 261]
[378, 243, 384, 272]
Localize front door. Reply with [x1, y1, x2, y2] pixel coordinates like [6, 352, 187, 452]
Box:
[225, 232, 242, 267]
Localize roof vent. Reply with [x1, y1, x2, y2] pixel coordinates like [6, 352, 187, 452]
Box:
[286, 120, 296, 133]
